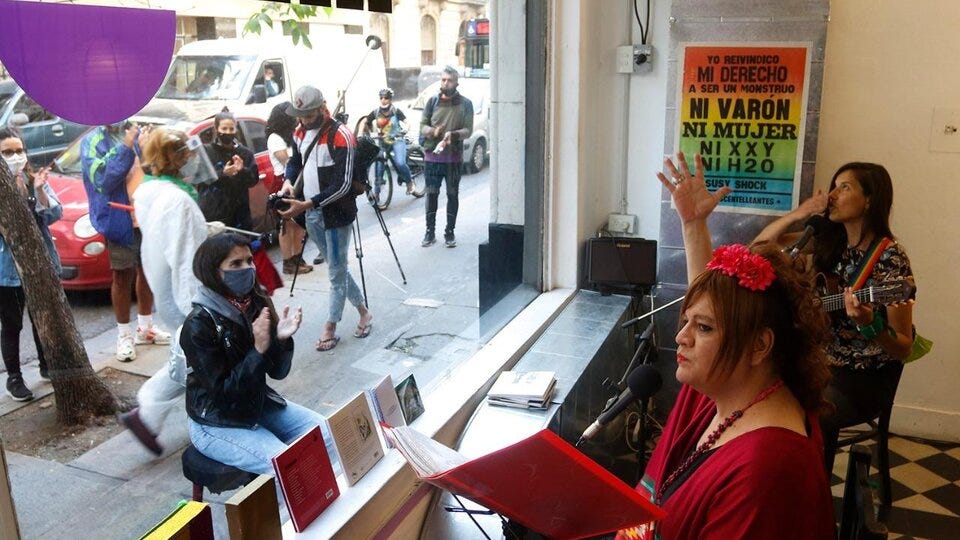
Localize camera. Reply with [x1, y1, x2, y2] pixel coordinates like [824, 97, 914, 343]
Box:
[267, 193, 293, 211]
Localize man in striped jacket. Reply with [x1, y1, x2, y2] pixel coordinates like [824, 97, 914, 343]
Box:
[278, 86, 373, 352]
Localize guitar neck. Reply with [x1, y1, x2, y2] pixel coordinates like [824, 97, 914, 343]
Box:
[820, 288, 874, 313]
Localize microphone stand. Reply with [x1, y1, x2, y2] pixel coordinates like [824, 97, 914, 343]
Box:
[628, 328, 657, 484]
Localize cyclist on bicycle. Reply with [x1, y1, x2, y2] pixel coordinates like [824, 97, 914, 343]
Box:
[360, 87, 415, 195]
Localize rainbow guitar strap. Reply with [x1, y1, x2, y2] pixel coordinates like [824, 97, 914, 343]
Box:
[849, 237, 893, 290]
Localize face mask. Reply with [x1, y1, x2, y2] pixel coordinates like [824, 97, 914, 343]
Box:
[217, 133, 236, 147]
[439, 86, 456, 97]
[179, 153, 202, 183]
[222, 267, 256, 297]
[3, 153, 27, 175]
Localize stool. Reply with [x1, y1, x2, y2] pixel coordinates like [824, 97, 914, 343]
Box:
[836, 362, 904, 516]
[181, 444, 256, 502]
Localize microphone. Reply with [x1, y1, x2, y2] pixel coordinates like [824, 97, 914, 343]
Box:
[785, 214, 828, 259]
[576, 364, 662, 446]
[617, 322, 656, 391]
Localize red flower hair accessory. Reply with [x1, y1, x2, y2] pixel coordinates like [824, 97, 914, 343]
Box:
[706, 244, 776, 291]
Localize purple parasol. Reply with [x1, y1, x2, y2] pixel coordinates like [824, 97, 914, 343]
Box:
[0, 0, 175, 125]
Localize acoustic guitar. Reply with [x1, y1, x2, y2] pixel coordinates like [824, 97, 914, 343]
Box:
[815, 273, 915, 312]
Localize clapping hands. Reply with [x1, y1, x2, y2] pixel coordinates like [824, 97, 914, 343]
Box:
[276, 305, 303, 341]
[223, 155, 243, 176]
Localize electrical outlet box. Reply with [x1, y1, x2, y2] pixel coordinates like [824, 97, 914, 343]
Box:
[616, 45, 654, 74]
[608, 213, 638, 235]
[930, 107, 960, 153]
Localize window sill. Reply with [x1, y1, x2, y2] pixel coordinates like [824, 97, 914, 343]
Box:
[283, 287, 576, 538]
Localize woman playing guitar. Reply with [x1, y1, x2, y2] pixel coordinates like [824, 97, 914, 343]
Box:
[755, 162, 916, 474]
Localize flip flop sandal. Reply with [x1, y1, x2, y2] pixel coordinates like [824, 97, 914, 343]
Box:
[354, 322, 373, 339]
[316, 336, 340, 352]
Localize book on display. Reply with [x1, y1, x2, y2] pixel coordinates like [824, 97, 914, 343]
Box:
[486, 370, 556, 409]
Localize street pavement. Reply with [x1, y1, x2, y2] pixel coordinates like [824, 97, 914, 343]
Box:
[1, 173, 492, 538]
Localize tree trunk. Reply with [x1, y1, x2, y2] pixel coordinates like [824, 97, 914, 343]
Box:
[0, 163, 117, 424]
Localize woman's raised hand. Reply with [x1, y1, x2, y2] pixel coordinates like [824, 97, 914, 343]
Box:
[276, 305, 303, 341]
[795, 189, 829, 220]
[252, 308, 272, 354]
[656, 152, 732, 224]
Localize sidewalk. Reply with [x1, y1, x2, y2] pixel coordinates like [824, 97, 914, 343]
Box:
[2, 179, 491, 538]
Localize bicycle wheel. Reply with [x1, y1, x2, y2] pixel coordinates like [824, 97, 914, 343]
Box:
[369, 158, 393, 210]
[407, 148, 426, 198]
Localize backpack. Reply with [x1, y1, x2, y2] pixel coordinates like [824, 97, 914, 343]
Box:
[324, 120, 379, 197]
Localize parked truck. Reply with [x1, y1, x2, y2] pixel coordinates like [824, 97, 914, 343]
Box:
[139, 35, 387, 126]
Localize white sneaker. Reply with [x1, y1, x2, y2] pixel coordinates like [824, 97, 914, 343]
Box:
[116, 334, 136, 362]
[135, 326, 171, 345]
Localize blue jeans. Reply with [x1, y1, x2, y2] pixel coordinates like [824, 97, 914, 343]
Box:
[375, 140, 413, 184]
[188, 401, 341, 477]
[305, 209, 365, 323]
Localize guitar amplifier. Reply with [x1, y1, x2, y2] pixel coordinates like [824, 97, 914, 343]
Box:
[586, 237, 657, 289]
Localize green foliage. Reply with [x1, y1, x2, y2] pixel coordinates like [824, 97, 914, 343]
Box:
[242, 2, 326, 49]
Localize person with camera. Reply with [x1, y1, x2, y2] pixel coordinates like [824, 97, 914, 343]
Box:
[359, 87, 415, 196]
[266, 102, 314, 274]
[276, 86, 372, 351]
[81, 121, 170, 362]
[0, 128, 61, 401]
[198, 108, 259, 233]
[419, 66, 473, 248]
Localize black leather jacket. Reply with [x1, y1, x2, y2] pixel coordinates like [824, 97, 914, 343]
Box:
[182, 293, 294, 429]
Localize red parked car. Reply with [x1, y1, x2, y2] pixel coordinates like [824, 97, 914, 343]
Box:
[47, 116, 282, 290]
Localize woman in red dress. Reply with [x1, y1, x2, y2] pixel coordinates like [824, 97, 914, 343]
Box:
[617, 152, 836, 539]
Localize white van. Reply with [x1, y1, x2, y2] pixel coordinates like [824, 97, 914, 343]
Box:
[139, 35, 386, 127]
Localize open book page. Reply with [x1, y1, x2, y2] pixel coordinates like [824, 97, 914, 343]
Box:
[381, 424, 468, 477]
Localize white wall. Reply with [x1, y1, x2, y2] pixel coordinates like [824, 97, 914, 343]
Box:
[815, 1, 960, 441]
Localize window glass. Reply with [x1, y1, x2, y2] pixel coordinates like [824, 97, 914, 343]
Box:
[0, 88, 16, 114]
[14, 93, 55, 123]
[256, 61, 285, 98]
[241, 119, 267, 153]
[155, 55, 257, 100]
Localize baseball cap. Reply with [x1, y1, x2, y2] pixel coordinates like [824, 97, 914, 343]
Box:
[286, 86, 325, 116]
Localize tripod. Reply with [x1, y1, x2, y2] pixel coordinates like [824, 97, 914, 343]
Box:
[352, 189, 408, 307]
[283, 216, 312, 297]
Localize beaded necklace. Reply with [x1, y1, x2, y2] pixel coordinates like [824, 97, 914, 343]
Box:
[655, 379, 785, 504]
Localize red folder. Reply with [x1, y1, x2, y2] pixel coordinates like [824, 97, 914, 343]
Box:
[386, 426, 664, 540]
[271, 426, 339, 533]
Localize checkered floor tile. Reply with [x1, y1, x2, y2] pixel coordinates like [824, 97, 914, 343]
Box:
[831, 432, 960, 539]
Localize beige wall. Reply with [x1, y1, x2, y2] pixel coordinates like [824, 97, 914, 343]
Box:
[815, 1, 960, 440]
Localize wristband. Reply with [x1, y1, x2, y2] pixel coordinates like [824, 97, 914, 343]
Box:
[856, 312, 886, 340]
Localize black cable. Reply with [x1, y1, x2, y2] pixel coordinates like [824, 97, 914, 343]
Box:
[633, 0, 650, 44]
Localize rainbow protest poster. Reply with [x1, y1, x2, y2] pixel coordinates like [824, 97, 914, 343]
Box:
[676, 44, 811, 214]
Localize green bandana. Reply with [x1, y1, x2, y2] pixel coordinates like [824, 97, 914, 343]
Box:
[142, 174, 198, 202]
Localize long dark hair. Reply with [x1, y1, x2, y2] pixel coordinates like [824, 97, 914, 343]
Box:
[814, 162, 895, 272]
[0, 127, 34, 185]
[192, 233, 276, 324]
[266, 102, 297, 147]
